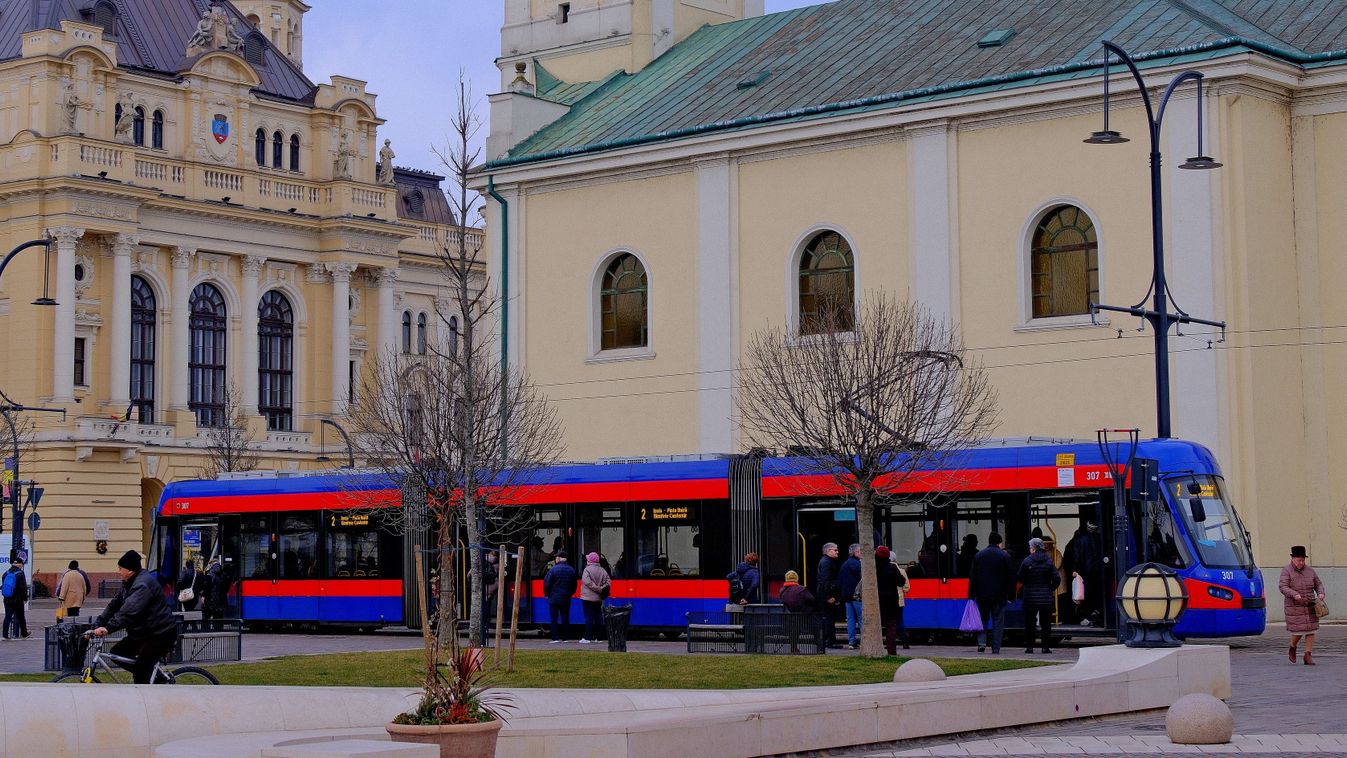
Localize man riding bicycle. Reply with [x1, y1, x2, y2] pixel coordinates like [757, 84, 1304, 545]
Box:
[91, 550, 178, 683]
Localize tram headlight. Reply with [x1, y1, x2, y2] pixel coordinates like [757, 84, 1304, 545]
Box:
[1116, 562, 1187, 648]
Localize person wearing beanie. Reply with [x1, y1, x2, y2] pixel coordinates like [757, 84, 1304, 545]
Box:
[780, 570, 815, 613]
[578, 552, 612, 644]
[969, 532, 1015, 654]
[93, 550, 178, 683]
[542, 549, 579, 643]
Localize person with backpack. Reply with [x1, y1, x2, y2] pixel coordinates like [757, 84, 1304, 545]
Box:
[578, 552, 611, 644]
[727, 552, 760, 605]
[1, 558, 29, 639]
[57, 559, 91, 619]
[542, 550, 579, 643]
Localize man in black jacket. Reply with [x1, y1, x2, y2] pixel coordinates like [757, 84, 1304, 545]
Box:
[2, 559, 30, 638]
[968, 532, 1015, 654]
[815, 542, 841, 648]
[93, 550, 178, 683]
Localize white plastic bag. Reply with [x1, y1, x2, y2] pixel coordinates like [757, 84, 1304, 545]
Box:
[1071, 574, 1085, 603]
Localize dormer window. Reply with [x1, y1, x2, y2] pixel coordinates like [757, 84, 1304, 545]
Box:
[559, 3, 570, 23]
[244, 32, 267, 65]
[405, 190, 424, 215]
[93, 0, 116, 35]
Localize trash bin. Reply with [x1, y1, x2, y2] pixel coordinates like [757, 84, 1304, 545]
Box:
[604, 603, 632, 652]
[56, 622, 92, 672]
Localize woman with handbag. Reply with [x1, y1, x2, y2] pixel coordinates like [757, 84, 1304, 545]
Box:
[177, 559, 201, 612]
[1280, 545, 1327, 665]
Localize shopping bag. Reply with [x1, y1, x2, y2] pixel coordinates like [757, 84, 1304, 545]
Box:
[1315, 598, 1330, 618]
[1071, 574, 1085, 603]
[958, 600, 983, 632]
[54, 607, 66, 621]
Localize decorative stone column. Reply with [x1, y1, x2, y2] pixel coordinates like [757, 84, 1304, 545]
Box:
[170, 247, 195, 411]
[327, 263, 356, 415]
[107, 233, 138, 408]
[240, 256, 265, 416]
[47, 226, 84, 402]
[375, 267, 399, 360]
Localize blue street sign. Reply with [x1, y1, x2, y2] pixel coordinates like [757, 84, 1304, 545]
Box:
[26, 512, 38, 532]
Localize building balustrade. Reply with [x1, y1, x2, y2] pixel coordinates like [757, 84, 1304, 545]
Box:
[28, 136, 397, 219]
[73, 416, 174, 444]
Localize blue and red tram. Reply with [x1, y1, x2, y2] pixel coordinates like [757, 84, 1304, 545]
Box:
[151, 437, 1264, 637]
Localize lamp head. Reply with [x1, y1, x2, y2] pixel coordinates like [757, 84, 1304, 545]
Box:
[1083, 130, 1129, 145]
[315, 455, 331, 463]
[31, 297, 56, 306]
[221, 196, 231, 203]
[1179, 155, 1222, 170]
[97, 171, 107, 179]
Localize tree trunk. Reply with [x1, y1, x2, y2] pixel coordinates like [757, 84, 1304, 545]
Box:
[465, 488, 483, 647]
[856, 487, 885, 658]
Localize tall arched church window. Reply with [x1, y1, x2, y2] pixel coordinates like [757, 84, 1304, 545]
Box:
[130, 275, 156, 423]
[600, 253, 647, 350]
[255, 129, 266, 166]
[151, 110, 164, 149]
[258, 290, 294, 432]
[401, 310, 412, 354]
[416, 313, 427, 355]
[1030, 205, 1098, 318]
[272, 130, 283, 168]
[132, 107, 145, 146]
[289, 134, 300, 171]
[448, 315, 459, 358]
[798, 231, 855, 334]
[189, 283, 228, 427]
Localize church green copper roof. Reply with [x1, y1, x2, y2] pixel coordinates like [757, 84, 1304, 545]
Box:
[490, 0, 1347, 168]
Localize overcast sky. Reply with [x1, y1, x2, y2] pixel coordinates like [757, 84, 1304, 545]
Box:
[303, 1, 831, 181]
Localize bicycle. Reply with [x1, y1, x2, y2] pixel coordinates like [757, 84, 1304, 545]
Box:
[51, 633, 219, 685]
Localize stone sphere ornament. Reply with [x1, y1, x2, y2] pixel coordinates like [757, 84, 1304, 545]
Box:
[1165, 693, 1233, 744]
[892, 658, 946, 683]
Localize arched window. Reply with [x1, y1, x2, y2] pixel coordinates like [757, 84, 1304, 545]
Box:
[189, 283, 227, 427]
[1030, 205, 1098, 318]
[416, 312, 427, 355]
[401, 310, 412, 353]
[600, 253, 647, 350]
[405, 190, 424, 215]
[258, 290, 294, 431]
[255, 129, 266, 166]
[244, 31, 267, 65]
[272, 130, 283, 168]
[130, 275, 156, 423]
[448, 315, 459, 358]
[798, 230, 855, 334]
[151, 110, 164, 149]
[289, 134, 300, 171]
[132, 106, 145, 146]
[93, 0, 116, 35]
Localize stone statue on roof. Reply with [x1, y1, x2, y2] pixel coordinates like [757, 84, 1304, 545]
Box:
[187, 2, 244, 55]
[333, 133, 357, 180]
[114, 91, 135, 142]
[61, 83, 84, 134]
[377, 139, 396, 185]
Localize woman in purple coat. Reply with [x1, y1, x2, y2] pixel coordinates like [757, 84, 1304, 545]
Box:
[1280, 545, 1326, 665]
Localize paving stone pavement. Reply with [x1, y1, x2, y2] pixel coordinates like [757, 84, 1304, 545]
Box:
[829, 623, 1347, 758]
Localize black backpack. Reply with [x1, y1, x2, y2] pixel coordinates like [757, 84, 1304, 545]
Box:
[726, 570, 745, 600]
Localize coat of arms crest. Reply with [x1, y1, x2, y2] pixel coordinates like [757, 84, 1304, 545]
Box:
[211, 113, 229, 144]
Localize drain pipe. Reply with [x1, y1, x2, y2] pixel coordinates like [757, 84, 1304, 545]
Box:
[486, 176, 509, 458]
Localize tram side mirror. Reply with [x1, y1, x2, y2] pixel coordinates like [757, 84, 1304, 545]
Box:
[1188, 497, 1207, 523]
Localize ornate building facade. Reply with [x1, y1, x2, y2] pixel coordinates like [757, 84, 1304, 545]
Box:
[480, 0, 1347, 612]
[0, 0, 475, 583]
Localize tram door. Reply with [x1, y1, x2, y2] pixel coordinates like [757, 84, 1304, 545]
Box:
[795, 506, 858, 590]
[1028, 490, 1117, 631]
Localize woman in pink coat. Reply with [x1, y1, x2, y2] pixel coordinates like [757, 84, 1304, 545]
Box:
[1279, 545, 1326, 665]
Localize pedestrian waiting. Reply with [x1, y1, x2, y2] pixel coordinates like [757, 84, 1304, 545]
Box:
[579, 552, 611, 644]
[543, 550, 578, 643]
[969, 532, 1015, 654]
[727, 552, 761, 605]
[1019, 537, 1059, 654]
[839, 543, 863, 649]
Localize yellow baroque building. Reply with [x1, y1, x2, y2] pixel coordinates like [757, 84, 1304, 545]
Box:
[479, 0, 1347, 614]
[0, 0, 476, 587]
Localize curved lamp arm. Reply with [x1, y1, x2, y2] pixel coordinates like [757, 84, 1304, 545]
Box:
[319, 418, 355, 468]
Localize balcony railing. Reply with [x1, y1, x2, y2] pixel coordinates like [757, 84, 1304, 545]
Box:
[73, 416, 174, 444]
[33, 136, 397, 219]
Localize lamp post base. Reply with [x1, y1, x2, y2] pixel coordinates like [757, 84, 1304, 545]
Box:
[1123, 621, 1183, 648]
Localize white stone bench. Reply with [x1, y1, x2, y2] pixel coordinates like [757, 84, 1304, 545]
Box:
[262, 738, 435, 758]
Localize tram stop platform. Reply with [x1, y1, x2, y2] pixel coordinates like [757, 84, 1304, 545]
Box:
[0, 644, 1229, 758]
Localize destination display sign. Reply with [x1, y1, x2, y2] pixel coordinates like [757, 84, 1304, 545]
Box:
[638, 503, 699, 523]
[329, 513, 371, 528]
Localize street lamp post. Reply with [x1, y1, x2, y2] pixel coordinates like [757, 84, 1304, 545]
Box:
[1085, 41, 1227, 439]
[0, 236, 61, 563]
[316, 418, 355, 468]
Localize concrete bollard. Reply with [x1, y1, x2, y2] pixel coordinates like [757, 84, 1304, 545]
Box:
[892, 658, 946, 683]
[1165, 693, 1233, 745]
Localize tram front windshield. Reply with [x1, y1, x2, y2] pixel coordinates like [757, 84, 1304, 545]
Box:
[1168, 475, 1254, 570]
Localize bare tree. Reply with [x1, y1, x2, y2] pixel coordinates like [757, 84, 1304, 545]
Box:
[195, 383, 259, 479]
[737, 293, 999, 657]
[349, 74, 565, 650]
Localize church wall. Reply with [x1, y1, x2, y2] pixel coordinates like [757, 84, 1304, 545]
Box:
[521, 170, 700, 460]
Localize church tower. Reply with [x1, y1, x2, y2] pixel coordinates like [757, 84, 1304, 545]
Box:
[231, 0, 311, 69]
[499, 0, 763, 88]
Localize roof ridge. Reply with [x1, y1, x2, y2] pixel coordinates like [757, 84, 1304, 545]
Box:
[1160, 0, 1302, 52]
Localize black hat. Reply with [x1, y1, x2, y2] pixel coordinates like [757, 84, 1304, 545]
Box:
[554, 549, 567, 560]
[987, 532, 1003, 545]
[117, 550, 142, 571]
[1291, 545, 1308, 558]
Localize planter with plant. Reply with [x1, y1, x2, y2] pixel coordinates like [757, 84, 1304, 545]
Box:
[387, 639, 512, 758]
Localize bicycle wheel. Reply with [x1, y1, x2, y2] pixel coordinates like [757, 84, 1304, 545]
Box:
[166, 665, 219, 685]
[52, 671, 99, 683]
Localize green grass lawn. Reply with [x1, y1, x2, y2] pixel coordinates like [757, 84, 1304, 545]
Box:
[1, 649, 1049, 688]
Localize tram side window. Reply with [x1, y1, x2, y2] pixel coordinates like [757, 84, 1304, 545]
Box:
[327, 512, 381, 578]
[887, 517, 926, 576]
[578, 506, 622, 577]
[280, 514, 319, 579]
[954, 499, 993, 578]
[240, 515, 272, 580]
[634, 502, 700, 578]
[528, 507, 565, 579]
